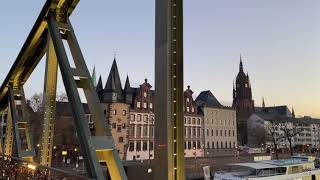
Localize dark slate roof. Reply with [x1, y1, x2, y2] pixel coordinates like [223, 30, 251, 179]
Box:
[104, 59, 123, 94]
[124, 75, 132, 93]
[96, 75, 103, 94]
[255, 105, 293, 118]
[195, 90, 222, 108]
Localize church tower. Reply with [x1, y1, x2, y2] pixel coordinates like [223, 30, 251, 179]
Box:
[232, 55, 255, 145]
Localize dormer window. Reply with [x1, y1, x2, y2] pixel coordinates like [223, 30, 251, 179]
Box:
[143, 92, 147, 98]
[186, 98, 189, 102]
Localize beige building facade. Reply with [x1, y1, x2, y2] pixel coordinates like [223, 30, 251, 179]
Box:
[196, 91, 237, 157]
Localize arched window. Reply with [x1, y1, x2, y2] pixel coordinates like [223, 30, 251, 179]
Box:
[207, 142, 210, 148]
[211, 130, 214, 136]
[216, 142, 219, 149]
[207, 129, 209, 136]
[212, 142, 215, 149]
[221, 142, 223, 148]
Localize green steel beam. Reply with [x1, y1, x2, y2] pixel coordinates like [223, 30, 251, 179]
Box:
[39, 34, 58, 167]
[155, 0, 185, 179]
[47, 12, 127, 179]
[0, 0, 79, 110]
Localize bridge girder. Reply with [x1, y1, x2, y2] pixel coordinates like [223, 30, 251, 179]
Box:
[0, 1, 127, 179]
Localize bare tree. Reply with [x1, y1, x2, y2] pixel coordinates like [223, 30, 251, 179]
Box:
[265, 119, 282, 159]
[280, 120, 302, 156]
[56, 92, 68, 102]
[29, 93, 43, 113]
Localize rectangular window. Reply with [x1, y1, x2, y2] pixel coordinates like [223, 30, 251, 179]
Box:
[143, 142, 148, 151]
[112, 123, 116, 129]
[136, 125, 141, 138]
[150, 126, 154, 138]
[150, 142, 154, 151]
[143, 102, 147, 109]
[113, 110, 117, 115]
[143, 115, 148, 122]
[118, 137, 123, 143]
[192, 118, 195, 124]
[192, 128, 196, 137]
[188, 127, 192, 137]
[117, 125, 122, 132]
[188, 142, 191, 149]
[136, 142, 141, 151]
[129, 142, 134, 151]
[122, 123, 126, 129]
[197, 141, 201, 149]
[143, 125, 148, 137]
[129, 125, 135, 137]
[122, 110, 126, 116]
[197, 118, 200, 125]
[197, 128, 200, 137]
[150, 103, 153, 109]
[137, 102, 141, 108]
[192, 142, 196, 148]
[186, 107, 190, 112]
[130, 114, 135, 121]
[192, 107, 195, 113]
[137, 114, 141, 122]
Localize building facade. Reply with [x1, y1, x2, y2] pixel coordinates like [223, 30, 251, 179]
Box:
[232, 56, 255, 145]
[126, 83, 204, 161]
[95, 59, 130, 160]
[196, 91, 237, 157]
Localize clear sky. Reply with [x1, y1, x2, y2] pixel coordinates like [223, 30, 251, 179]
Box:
[0, 1, 319, 118]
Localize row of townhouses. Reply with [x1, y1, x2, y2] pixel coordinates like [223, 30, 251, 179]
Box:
[1, 56, 318, 161]
[92, 59, 237, 160]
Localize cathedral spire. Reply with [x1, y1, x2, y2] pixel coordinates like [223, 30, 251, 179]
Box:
[239, 54, 244, 72]
[262, 97, 265, 108]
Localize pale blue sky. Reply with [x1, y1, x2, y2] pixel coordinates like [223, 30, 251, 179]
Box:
[0, 1, 319, 117]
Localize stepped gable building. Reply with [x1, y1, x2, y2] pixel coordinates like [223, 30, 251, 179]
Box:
[196, 90, 237, 157]
[96, 58, 130, 160]
[232, 55, 254, 145]
[126, 84, 204, 161]
[183, 86, 204, 157]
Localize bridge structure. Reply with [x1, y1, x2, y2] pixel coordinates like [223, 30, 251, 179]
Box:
[0, 0, 184, 180]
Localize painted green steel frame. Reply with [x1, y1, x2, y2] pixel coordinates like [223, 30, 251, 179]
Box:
[47, 13, 127, 180]
[155, 0, 185, 179]
[39, 34, 59, 167]
[4, 86, 35, 161]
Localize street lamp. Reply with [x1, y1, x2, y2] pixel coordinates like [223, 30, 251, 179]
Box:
[74, 148, 79, 168]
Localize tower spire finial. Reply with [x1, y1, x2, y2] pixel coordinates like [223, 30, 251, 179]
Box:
[239, 54, 244, 72]
[262, 97, 265, 108]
